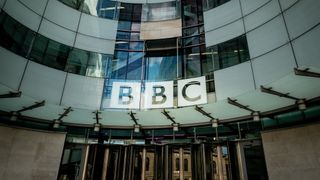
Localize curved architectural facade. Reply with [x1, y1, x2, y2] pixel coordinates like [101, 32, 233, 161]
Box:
[0, 0, 320, 179]
[0, 0, 319, 127]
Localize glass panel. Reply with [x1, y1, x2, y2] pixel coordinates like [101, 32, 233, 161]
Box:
[0, 14, 33, 57]
[129, 42, 144, 51]
[206, 35, 250, 70]
[65, 48, 88, 75]
[42, 40, 70, 70]
[118, 21, 131, 31]
[130, 33, 140, 41]
[131, 22, 140, 32]
[111, 51, 127, 79]
[115, 41, 129, 50]
[238, 35, 250, 62]
[116, 31, 130, 40]
[243, 142, 268, 180]
[82, 0, 117, 19]
[182, 0, 198, 27]
[183, 36, 199, 46]
[29, 34, 49, 63]
[183, 26, 199, 37]
[146, 56, 177, 81]
[59, 0, 83, 10]
[203, 0, 231, 11]
[141, 1, 180, 22]
[119, 3, 133, 21]
[218, 39, 240, 68]
[132, 4, 142, 22]
[185, 47, 201, 78]
[86, 52, 112, 78]
[127, 52, 143, 80]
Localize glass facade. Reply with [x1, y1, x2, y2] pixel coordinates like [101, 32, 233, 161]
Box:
[0, 0, 247, 94]
[202, 0, 231, 11]
[205, 35, 250, 70]
[141, 1, 181, 21]
[0, 11, 113, 78]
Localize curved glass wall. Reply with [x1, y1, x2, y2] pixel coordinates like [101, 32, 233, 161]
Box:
[202, 0, 231, 11]
[141, 1, 181, 21]
[205, 35, 250, 71]
[0, 11, 113, 78]
[0, 10, 249, 81]
[59, 0, 119, 19]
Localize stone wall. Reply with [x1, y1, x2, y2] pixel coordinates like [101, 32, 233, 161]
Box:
[0, 125, 66, 180]
[261, 123, 320, 180]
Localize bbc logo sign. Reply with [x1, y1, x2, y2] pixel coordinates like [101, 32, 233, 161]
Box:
[110, 76, 207, 109]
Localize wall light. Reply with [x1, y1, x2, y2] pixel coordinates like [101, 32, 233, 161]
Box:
[94, 123, 101, 132]
[134, 124, 141, 133]
[10, 111, 18, 121]
[297, 99, 306, 110]
[211, 119, 219, 128]
[252, 111, 260, 121]
[53, 120, 61, 129]
[172, 123, 179, 131]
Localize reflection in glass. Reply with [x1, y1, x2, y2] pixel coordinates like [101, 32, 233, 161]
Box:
[59, 0, 83, 10]
[111, 51, 127, 79]
[116, 31, 130, 40]
[65, 48, 89, 75]
[206, 35, 250, 70]
[42, 41, 70, 70]
[129, 42, 144, 51]
[82, 0, 118, 19]
[86, 53, 112, 78]
[146, 56, 177, 81]
[185, 47, 201, 78]
[0, 12, 34, 57]
[127, 52, 143, 80]
[142, 1, 180, 21]
[118, 21, 132, 31]
[203, 0, 231, 11]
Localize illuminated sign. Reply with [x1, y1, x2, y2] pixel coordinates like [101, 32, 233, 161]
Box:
[110, 76, 207, 109]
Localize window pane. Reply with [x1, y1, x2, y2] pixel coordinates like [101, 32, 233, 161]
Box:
[127, 52, 143, 80]
[146, 56, 177, 81]
[82, 0, 118, 19]
[43, 40, 70, 70]
[141, 1, 180, 21]
[86, 52, 112, 78]
[65, 48, 88, 75]
[0, 14, 33, 57]
[116, 31, 130, 40]
[119, 3, 133, 21]
[59, 0, 83, 10]
[111, 51, 127, 79]
[129, 42, 143, 51]
[29, 34, 49, 63]
[185, 47, 201, 78]
[118, 21, 131, 31]
[115, 41, 129, 50]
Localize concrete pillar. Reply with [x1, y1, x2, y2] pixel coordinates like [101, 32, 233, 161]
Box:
[141, 147, 146, 180]
[236, 142, 247, 180]
[101, 148, 109, 180]
[179, 147, 184, 180]
[216, 145, 224, 180]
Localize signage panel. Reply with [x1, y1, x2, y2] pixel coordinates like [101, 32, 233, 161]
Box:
[110, 82, 141, 109]
[109, 76, 207, 109]
[177, 76, 207, 106]
[144, 81, 174, 109]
